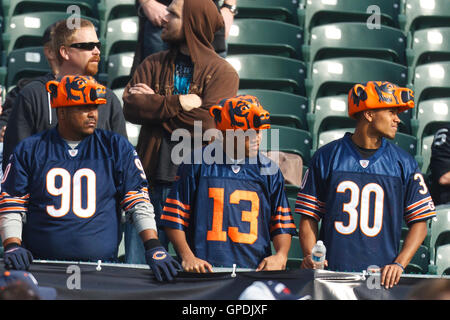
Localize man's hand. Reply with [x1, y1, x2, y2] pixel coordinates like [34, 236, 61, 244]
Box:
[139, 0, 168, 27]
[145, 246, 182, 282]
[181, 255, 213, 273]
[380, 263, 404, 289]
[300, 254, 328, 269]
[256, 253, 287, 271]
[3, 243, 33, 270]
[128, 83, 155, 95]
[179, 94, 202, 112]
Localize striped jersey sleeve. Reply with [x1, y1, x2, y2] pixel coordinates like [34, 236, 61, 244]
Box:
[295, 168, 326, 221]
[269, 169, 298, 237]
[0, 192, 29, 214]
[160, 163, 195, 231]
[404, 172, 436, 225]
[120, 187, 152, 211]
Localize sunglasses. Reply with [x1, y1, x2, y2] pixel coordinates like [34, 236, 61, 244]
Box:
[70, 42, 101, 51]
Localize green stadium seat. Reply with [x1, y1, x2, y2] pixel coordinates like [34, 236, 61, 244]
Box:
[3, 46, 50, 89]
[304, 22, 406, 69]
[300, 0, 401, 41]
[400, 240, 429, 274]
[412, 62, 450, 110]
[260, 125, 312, 166]
[286, 236, 303, 270]
[390, 132, 417, 157]
[399, 0, 450, 35]
[97, 0, 136, 37]
[235, 0, 300, 24]
[406, 27, 450, 83]
[226, 54, 306, 95]
[415, 134, 434, 174]
[434, 244, 450, 275]
[288, 198, 301, 230]
[411, 98, 450, 146]
[429, 204, 450, 264]
[2, 11, 100, 55]
[316, 127, 353, 150]
[285, 184, 300, 200]
[2, 0, 98, 24]
[305, 57, 408, 112]
[237, 89, 308, 130]
[227, 18, 303, 59]
[307, 94, 356, 150]
[104, 17, 138, 60]
[106, 52, 134, 89]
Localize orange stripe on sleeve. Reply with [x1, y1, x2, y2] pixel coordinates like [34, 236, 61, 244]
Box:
[163, 206, 190, 218]
[161, 214, 189, 227]
[166, 198, 191, 211]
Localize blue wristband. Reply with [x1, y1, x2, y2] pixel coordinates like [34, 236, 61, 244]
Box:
[393, 262, 404, 270]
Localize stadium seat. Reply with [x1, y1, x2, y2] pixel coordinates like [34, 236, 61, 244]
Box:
[126, 122, 141, 147]
[226, 54, 306, 95]
[104, 17, 138, 60]
[237, 89, 308, 130]
[2, 46, 50, 89]
[112, 87, 125, 105]
[411, 98, 450, 146]
[287, 198, 301, 230]
[412, 62, 450, 109]
[285, 184, 300, 200]
[286, 236, 303, 270]
[429, 204, 450, 264]
[305, 57, 408, 112]
[300, 0, 401, 41]
[2, 11, 100, 55]
[399, 240, 429, 274]
[316, 128, 353, 150]
[227, 18, 303, 59]
[416, 134, 434, 174]
[434, 244, 450, 275]
[97, 0, 136, 37]
[406, 27, 450, 83]
[390, 132, 417, 157]
[2, 0, 98, 24]
[304, 22, 406, 68]
[399, 0, 450, 35]
[106, 52, 134, 89]
[235, 0, 300, 24]
[260, 125, 312, 166]
[307, 94, 356, 150]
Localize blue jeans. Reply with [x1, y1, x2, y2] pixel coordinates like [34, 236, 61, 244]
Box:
[124, 182, 173, 264]
[142, 20, 168, 59]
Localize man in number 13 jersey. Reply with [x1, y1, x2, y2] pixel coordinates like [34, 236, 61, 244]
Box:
[296, 81, 436, 287]
[0, 76, 180, 282]
[161, 95, 297, 271]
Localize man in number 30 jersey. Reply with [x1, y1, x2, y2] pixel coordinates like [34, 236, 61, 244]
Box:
[0, 76, 180, 282]
[296, 81, 435, 288]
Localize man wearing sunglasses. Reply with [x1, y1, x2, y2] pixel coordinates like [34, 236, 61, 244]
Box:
[2, 18, 127, 172]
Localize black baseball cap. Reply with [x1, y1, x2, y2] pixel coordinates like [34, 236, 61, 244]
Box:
[0, 270, 57, 300]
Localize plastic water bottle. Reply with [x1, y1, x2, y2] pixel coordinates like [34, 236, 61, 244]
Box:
[311, 240, 326, 270]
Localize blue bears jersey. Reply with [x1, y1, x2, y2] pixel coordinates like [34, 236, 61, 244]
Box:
[0, 127, 151, 262]
[296, 133, 436, 272]
[160, 146, 297, 269]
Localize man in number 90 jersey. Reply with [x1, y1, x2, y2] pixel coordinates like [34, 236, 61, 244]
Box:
[161, 95, 297, 271]
[0, 76, 180, 282]
[296, 82, 435, 287]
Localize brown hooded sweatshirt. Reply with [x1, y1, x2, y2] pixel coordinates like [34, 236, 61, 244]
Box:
[123, 0, 239, 183]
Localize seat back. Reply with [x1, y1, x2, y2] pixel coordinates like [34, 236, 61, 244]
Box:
[106, 52, 134, 89]
[104, 17, 138, 60]
[236, 0, 300, 24]
[227, 54, 306, 95]
[227, 18, 304, 59]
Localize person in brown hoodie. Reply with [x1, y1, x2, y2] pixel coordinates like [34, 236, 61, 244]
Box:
[122, 0, 239, 264]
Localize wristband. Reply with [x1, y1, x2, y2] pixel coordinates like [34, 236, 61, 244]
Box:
[4, 242, 20, 252]
[393, 262, 404, 271]
[144, 238, 162, 250]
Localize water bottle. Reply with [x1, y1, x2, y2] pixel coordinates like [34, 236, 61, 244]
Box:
[311, 240, 326, 270]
